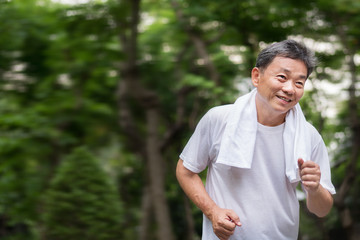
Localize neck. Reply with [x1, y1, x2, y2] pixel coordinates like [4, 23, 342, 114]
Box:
[255, 97, 287, 126]
[257, 114, 286, 126]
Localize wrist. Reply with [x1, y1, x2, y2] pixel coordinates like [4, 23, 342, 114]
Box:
[306, 184, 322, 197]
[203, 204, 220, 221]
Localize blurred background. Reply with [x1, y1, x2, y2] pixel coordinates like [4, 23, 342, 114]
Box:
[0, 0, 359, 239]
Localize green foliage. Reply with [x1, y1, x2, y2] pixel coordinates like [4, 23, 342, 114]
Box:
[42, 147, 123, 240]
[1, 0, 359, 239]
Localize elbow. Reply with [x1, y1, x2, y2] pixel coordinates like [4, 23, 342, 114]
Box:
[176, 166, 181, 182]
[176, 159, 185, 183]
[313, 209, 330, 218]
[176, 159, 198, 187]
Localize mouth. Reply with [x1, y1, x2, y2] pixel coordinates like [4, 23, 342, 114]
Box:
[277, 95, 292, 102]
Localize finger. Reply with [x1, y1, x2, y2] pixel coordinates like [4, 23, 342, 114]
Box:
[215, 227, 233, 239]
[300, 167, 321, 178]
[298, 158, 304, 168]
[300, 174, 320, 182]
[302, 180, 319, 186]
[300, 160, 319, 169]
[217, 233, 230, 240]
[302, 181, 320, 191]
[226, 211, 242, 226]
[221, 220, 236, 231]
[302, 180, 320, 190]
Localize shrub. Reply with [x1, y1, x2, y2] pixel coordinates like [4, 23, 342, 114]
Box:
[43, 147, 123, 240]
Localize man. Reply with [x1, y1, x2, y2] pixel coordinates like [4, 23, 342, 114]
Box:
[176, 39, 336, 240]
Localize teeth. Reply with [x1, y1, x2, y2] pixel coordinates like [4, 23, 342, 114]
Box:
[279, 96, 291, 102]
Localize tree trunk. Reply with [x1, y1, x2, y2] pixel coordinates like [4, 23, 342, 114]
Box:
[115, 0, 176, 239]
[146, 107, 175, 240]
[139, 183, 152, 240]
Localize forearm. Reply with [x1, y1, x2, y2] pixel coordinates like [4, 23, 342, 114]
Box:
[298, 158, 333, 217]
[176, 159, 219, 218]
[306, 184, 333, 217]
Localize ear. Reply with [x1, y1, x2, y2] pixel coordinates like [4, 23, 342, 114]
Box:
[251, 67, 261, 87]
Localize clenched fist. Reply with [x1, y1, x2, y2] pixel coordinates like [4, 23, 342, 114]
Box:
[298, 158, 321, 193]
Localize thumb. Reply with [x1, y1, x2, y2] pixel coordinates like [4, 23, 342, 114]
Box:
[227, 210, 241, 226]
[298, 158, 304, 168]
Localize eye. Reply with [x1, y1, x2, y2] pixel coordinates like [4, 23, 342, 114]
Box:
[295, 81, 305, 88]
[277, 75, 286, 80]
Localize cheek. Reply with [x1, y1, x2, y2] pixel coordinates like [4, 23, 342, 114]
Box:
[296, 90, 304, 100]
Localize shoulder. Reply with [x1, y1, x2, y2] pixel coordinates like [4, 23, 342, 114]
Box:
[305, 121, 320, 135]
[199, 104, 233, 138]
[205, 104, 233, 124]
[304, 121, 323, 146]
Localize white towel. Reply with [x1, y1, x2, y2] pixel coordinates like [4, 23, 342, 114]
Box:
[216, 88, 311, 183]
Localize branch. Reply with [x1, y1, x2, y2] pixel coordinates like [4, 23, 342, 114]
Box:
[160, 44, 193, 152]
[171, 0, 221, 86]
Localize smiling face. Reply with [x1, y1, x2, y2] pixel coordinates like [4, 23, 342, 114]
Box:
[251, 56, 308, 126]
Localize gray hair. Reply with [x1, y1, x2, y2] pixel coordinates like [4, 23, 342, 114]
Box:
[255, 39, 317, 78]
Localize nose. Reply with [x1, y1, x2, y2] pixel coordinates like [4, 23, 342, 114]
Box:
[282, 81, 295, 95]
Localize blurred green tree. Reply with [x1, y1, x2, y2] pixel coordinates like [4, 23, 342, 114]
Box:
[42, 147, 123, 240]
[0, 0, 359, 239]
[303, 1, 360, 239]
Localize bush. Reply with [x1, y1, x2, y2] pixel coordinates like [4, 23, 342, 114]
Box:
[42, 147, 123, 240]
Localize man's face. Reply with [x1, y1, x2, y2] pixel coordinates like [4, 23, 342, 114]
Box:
[251, 56, 308, 124]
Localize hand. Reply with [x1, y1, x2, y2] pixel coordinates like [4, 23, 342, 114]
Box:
[208, 206, 241, 240]
[298, 158, 321, 193]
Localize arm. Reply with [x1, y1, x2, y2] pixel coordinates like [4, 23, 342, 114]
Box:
[176, 159, 241, 240]
[298, 158, 333, 217]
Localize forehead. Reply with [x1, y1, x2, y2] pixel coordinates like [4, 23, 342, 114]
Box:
[265, 56, 308, 77]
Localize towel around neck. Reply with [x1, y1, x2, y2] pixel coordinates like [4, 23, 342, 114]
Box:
[216, 88, 311, 183]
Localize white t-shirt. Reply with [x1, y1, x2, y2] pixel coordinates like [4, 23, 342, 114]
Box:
[180, 105, 335, 240]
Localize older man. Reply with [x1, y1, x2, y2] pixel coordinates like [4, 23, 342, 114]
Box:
[176, 40, 335, 240]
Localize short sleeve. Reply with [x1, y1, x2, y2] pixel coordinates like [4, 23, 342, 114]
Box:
[179, 111, 212, 173]
[311, 138, 336, 195]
